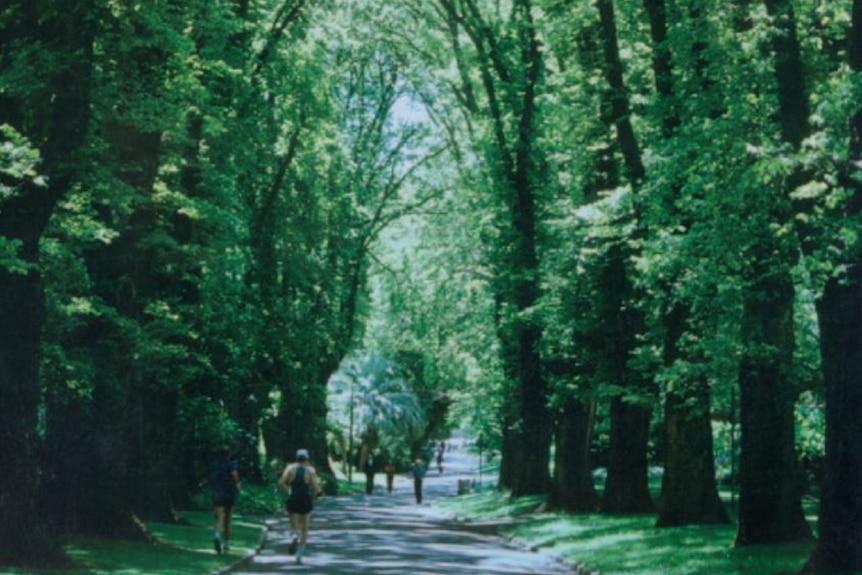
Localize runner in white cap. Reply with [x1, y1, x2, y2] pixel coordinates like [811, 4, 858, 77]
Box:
[278, 448, 322, 564]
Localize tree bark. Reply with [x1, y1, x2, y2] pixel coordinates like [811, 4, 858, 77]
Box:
[736, 271, 811, 544]
[498, 415, 517, 490]
[734, 0, 813, 546]
[656, 304, 729, 526]
[507, 0, 551, 497]
[441, 0, 551, 497]
[550, 399, 600, 513]
[592, 0, 654, 514]
[0, 0, 94, 565]
[640, 0, 728, 528]
[802, 2, 862, 569]
[602, 396, 654, 513]
[802, 265, 862, 571]
[597, 246, 654, 514]
[595, 0, 645, 183]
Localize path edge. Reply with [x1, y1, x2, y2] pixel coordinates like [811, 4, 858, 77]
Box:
[441, 508, 601, 575]
[208, 519, 270, 575]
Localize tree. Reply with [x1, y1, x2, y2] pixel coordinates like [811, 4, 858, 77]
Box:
[424, 0, 551, 497]
[0, 1, 96, 564]
[639, 0, 729, 527]
[735, 0, 813, 544]
[329, 354, 423, 473]
[590, 0, 654, 515]
[802, 0, 862, 569]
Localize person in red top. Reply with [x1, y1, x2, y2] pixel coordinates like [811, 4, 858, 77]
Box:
[278, 449, 322, 565]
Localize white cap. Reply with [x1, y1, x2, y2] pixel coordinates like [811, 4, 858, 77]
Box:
[296, 449, 309, 460]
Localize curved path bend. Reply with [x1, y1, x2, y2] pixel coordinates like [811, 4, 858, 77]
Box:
[233, 444, 576, 574]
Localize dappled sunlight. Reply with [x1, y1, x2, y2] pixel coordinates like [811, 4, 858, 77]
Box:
[231, 448, 574, 574]
[507, 512, 812, 575]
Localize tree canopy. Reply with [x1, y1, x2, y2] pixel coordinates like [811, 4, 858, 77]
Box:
[1, 0, 859, 572]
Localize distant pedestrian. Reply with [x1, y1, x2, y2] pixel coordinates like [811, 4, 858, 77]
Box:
[363, 450, 377, 495]
[384, 460, 396, 493]
[279, 448, 322, 565]
[436, 442, 445, 474]
[411, 458, 427, 504]
[208, 445, 241, 554]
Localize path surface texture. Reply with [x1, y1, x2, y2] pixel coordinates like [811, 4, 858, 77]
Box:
[232, 443, 576, 574]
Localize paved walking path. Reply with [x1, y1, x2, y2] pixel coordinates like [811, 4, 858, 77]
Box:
[232, 442, 576, 574]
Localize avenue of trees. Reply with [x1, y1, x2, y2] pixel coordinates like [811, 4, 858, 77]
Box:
[1, 0, 859, 573]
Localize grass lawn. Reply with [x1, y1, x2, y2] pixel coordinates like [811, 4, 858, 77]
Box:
[0, 511, 265, 575]
[0, 476, 362, 575]
[439, 488, 818, 575]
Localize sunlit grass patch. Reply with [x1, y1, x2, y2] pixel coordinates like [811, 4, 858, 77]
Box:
[512, 514, 813, 575]
[438, 489, 544, 519]
[441, 489, 815, 575]
[1, 511, 264, 575]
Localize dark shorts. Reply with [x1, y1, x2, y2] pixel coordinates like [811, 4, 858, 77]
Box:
[286, 494, 314, 515]
[212, 493, 236, 508]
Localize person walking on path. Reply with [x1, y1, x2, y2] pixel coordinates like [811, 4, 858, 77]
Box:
[362, 449, 377, 495]
[278, 448, 322, 565]
[384, 460, 396, 493]
[411, 458, 427, 504]
[208, 445, 241, 554]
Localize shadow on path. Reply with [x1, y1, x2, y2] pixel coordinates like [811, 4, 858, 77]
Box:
[233, 444, 576, 574]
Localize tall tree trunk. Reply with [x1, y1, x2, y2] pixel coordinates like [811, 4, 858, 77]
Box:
[0, 265, 68, 566]
[498, 415, 517, 490]
[130, 387, 183, 523]
[507, 0, 551, 498]
[802, 2, 862, 569]
[803, 265, 862, 571]
[735, 0, 813, 546]
[0, 1, 94, 565]
[603, 397, 654, 513]
[550, 399, 599, 513]
[592, 0, 654, 514]
[736, 270, 811, 544]
[656, 304, 729, 526]
[597, 247, 654, 514]
[309, 368, 338, 492]
[641, 0, 728, 527]
[440, 0, 550, 496]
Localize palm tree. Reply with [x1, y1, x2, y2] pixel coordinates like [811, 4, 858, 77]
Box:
[328, 354, 423, 481]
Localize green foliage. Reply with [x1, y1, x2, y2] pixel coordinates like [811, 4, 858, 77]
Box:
[328, 353, 423, 460]
[0, 124, 44, 274]
[0, 124, 45, 192]
[795, 391, 826, 482]
[1, 0, 851, 563]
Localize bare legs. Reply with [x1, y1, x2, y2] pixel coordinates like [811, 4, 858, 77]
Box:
[213, 505, 234, 552]
[224, 506, 234, 542]
[213, 506, 225, 553]
[289, 512, 312, 563]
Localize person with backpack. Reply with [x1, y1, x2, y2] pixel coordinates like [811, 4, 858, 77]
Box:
[208, 445, 241, 554]
[278, 448, 322, 565]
